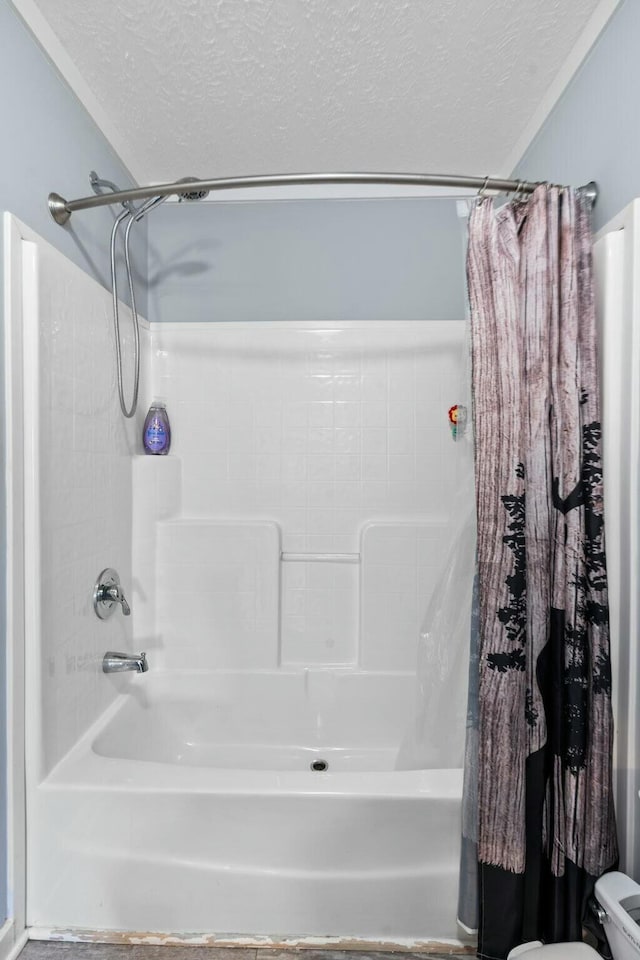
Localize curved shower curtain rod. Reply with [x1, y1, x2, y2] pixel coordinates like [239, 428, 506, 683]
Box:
[48, 172, 598, 225]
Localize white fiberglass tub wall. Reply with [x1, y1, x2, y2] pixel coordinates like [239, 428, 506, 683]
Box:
[137, 320, 465, 674]
[20, 231, 146, 781]
[27, 306, 469, 941]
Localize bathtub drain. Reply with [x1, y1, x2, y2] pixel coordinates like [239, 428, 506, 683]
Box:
[310, 759, 329, 772]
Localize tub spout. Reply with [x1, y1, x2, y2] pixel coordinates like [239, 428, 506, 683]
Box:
[103, 651, 148, 674]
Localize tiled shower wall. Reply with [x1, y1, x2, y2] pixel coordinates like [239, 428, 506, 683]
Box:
[29, 238, 144, 777]
[144, 320, 466, 669]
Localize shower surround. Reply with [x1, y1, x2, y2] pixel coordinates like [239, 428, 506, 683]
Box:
[136, 320, 463, 672]
[20, 227, 468, 943]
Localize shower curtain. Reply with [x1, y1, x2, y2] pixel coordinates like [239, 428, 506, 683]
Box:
[464, 185, 618, 959]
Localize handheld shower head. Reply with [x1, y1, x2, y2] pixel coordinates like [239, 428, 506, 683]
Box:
[96, 168, 207, 422]
[175, 176, 210, 201]
[124, 175, 209, 223]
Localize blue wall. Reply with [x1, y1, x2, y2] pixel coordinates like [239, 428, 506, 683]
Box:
[147, 197, 466, 323]
[514, 0, 639, 231]
[0, 0, 142, 924]
[0, 4, 146, 302]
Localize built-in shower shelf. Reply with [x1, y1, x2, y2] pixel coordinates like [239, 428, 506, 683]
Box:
[132, 453, 180, 460]
[281, 551, 360, 564]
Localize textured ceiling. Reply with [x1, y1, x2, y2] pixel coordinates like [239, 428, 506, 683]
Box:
[26, 0, 606, 184]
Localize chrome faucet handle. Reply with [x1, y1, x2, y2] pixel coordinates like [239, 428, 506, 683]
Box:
[93, 568, 131, 619]
[103, 583, 131, 616]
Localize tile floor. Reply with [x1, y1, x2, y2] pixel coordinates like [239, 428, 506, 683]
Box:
[20, 944, 473, 960]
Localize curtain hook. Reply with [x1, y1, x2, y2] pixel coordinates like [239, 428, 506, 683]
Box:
[513, 180, 526, 202]
[477, 176, 490, 203]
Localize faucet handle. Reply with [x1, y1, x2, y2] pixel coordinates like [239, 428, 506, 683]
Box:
[104, 583, 131, 616]
[93, 568, 131, 619]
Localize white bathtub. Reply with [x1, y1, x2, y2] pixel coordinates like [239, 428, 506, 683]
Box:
[29, 670, 465, 945]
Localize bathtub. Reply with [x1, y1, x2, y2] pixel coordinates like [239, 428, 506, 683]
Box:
[28, 670, 465, 945]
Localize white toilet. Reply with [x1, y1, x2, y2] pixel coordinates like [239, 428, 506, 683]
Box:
[595, 872, 640, 960]
[506, 872, 640, 960]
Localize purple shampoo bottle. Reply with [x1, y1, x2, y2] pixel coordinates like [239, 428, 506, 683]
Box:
[143, 402, 171, 455]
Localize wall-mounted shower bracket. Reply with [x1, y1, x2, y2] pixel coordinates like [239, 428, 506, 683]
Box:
[577, 181, 598, 209]
[47, 170, 212, 225]
[90, 170, 138, 216]
[48, 193, 71, 225]
[93, 568, 131, 619]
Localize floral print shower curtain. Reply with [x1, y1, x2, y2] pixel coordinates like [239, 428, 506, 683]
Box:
[464, 185, 618, 959]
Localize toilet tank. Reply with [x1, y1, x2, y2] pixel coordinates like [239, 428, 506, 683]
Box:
[595, 872, 640, 960]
